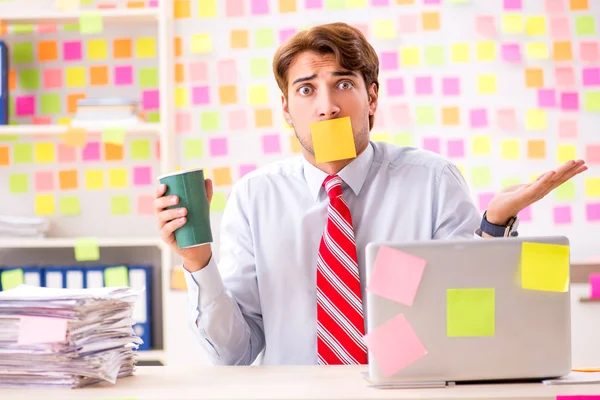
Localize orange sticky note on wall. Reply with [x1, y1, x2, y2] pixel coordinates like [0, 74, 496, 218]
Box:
[310, 117, 357, 163]
[62, 127, 87, 147]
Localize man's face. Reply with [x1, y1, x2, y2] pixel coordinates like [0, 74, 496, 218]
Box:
[281, 51, 378, 158]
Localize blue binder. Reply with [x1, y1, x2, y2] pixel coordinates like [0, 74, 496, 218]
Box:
[0, 41, 8, 125]
[43, 266, 66, 288]
[0, 266, 43, 290]
[128, 265, 152, 351]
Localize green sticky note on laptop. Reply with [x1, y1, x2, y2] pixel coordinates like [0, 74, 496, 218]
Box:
[447, 288, 495, 337]
[104, 266, 129, 287]
[1, 269, 24, 291]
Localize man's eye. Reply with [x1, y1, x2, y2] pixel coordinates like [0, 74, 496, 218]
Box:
[338, 81, 354, 90]
[299, 86, 313, 95]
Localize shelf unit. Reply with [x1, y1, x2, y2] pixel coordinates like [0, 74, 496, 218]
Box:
[0, 1, 176, 365]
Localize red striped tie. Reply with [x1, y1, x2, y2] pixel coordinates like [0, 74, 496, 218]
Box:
[316, 175, 367, 365]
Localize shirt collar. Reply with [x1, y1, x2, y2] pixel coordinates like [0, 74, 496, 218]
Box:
[302, 141, 374, 202]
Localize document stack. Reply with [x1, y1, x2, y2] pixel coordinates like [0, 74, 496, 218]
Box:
[0, 215, 50, 238]
[0, 285, 143, 388]
[71, 98, 143, 128]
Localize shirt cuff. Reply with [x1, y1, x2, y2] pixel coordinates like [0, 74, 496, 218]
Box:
[183, 255, 226, 308]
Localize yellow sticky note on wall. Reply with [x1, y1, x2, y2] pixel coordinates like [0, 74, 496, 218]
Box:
[472, 136, 491, 155]
[198, 0, 217, 18]
[476, 41, 496, 61]
[526, 109, 547, 130]
[175, 87, 189, 108]
[191, 33, 212, 53]
[249, 85, 268, 105]
[501, 139, 520, 159]
[451, 43, 470, 62]
[526, 42, 549, 59]
[54, 0, 79, 11]
[35, 143, 55, 163]
[35, 194, 55, 216]
[85, 170, 104, 190]
[557, 144, 577, 164]
[136, 37, 157, 58]
[101, 127, 126, 145]
[521, 242, 569, 292]
[74, 238, 100, 261]
[400, 47, 420, 67]
[526, 16, 546, 36]
[478, 74, 497, 94]
[502, 14, 524, 33]
[374, 20, 396, 39]
[585, 178, 600, 198]
[79, 12, 103, 34]
[310, 117, 357, 163]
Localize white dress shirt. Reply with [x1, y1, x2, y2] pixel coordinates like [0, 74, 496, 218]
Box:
[184, 141, 482, 365]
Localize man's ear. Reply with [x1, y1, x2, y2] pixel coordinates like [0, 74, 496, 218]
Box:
[282, 95, 293, 126]
[368, 83, 379, 116]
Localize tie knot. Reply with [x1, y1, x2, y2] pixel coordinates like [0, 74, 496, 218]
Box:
[323, 175, 343, 200]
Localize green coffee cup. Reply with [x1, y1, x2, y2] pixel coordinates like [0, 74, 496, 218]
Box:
[157, 168, 213, 248]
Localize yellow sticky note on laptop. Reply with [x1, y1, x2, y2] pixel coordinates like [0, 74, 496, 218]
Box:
[521, 242, 569, 292]
[310, 117, 357, 163]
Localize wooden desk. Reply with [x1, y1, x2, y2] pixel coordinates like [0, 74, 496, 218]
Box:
[1, 366, 599, 399]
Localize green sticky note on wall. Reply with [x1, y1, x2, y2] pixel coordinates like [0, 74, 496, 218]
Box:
[555, 181, 575, 201]
[102, 127, 127, 145]
[80, 12, 103, 34]
[575, 16, 596, 36]
[425, 45, 445, 66]
[255, 29, 275, 48]
[9, 174, 28, 193]
[131, 140, 151, 160]
[14, 144, 33, 164]
[139, 67, 159, 88]
[521, 242, 569, 292]
[74, 238, 100, 262]
[394, 133, 413, 147]
[184, 139, 204, 159]
[210, 192, 227, 213]
[19, 69, 40, 90]
[416, 106, 435, 125]
[250, 58, 269, 78]
[111, 196, 131, 215]
[326, 0, 346, 9]
[13, 24, 34, 34]
[104, 266, 129, 287]
[471, 166, 492, 188]
[1, 269, 24, 291]
[13, 42, 34, 64]
[147, 112, 160, 123]
[201, 111, 220, 131]
[447, 288, 495, 337]
[63, 23, 80, 32]
[41, 93, 61, 115]
[585, 91, 600, 112]
[60, 197, 81, 216]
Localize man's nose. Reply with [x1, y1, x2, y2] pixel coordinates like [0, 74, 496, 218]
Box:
[317, 92, 341, 119]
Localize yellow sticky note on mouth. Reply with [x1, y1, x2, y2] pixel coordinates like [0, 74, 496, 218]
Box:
[310, 117, 357, 163]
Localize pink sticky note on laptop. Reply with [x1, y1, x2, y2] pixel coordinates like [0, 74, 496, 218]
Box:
[18, 316, 68, 345]
[366, 246, 426, 306]
[590, 274, 600, 299]
[364, 313, 428, 377]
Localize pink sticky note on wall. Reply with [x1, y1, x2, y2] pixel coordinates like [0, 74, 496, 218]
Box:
[63, 41, 82, 61]
[18, 316, 67, 345]
[176, 112, 191, 134]
[446, 139, 465, 158]
[228, 109, 247, 130]
[503, 0, 522, 10]
[43, 68, 63, 89]
[502, 43, 522, 63]
[586, 144, 600, 164]
[415, 76, 433, 95]
[587, 203, 600, 222]
[82, 142, 101, 161]
[580, 41, 600, 63]
[422, 137, 440, 154]
[380, 51, 398, 70]
[553, 205, 572, 224]
[210, 138, 228, 156]
[35, 171, 54, 191]
[366, 246, 426, 306]
[226, 0, 245, 17]
[387, 78, 404, 96]
[114, 66, 133, 86]
[16, 96, 35, 116]
[137, 195, 155, 215]
[239, 164, 257, 177]
[262, 134, 281, 154]
[189, 61, 208, 82]
[558, 119, 578, 139]
[279, 28, 296, 44]
[57, 144, 77, 163]
[133, 166, 152, 186]
[390, 104, 411, 126]
[476, 16, 497, 37]
[373, 0, 389, 5]
[550, 16, 570, 38]
[583, 67, 600, 86]
[306, 0, 323, 9]
[442, 77, 460, 96]
[398, 14, 418, 34]
[538, 89, 556, 108]
[497, 109, 517, 131]
[555, 67, 575, 87]
[192, 86, 210, 105]
[364, 314, 428, 377]
[218, 60, 237, 85]
[470, 108, 488, 128]
[591, 274, 600, 299]
[560, 92, 579, 111]
[519, 205, 532, 222]
[545, 0, 565, 13]
[142, 89, 160, 110]
[478, 192, 494, 211]
[251, 0, 268, 15]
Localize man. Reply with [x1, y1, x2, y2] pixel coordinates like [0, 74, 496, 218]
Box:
[155, 23, 586, 366]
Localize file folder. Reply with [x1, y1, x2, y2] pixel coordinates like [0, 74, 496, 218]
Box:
[84, 266, 105, 289]
[44, 267, 66, 288]
[129, 265, 152, 351]
[23, 267, 44, 287]
[65, 267, 85, 289]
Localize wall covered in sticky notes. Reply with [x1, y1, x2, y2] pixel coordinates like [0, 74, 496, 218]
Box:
[0, 0, 599, 258]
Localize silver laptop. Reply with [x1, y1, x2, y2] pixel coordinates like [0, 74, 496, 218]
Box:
[364, 236, 571, 387]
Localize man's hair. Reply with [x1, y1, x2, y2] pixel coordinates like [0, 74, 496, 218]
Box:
[272, 22, 380, 130]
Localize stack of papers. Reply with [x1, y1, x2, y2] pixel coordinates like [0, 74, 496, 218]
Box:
[0, 285, 143, 388]
[0, 215, 50, 238]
